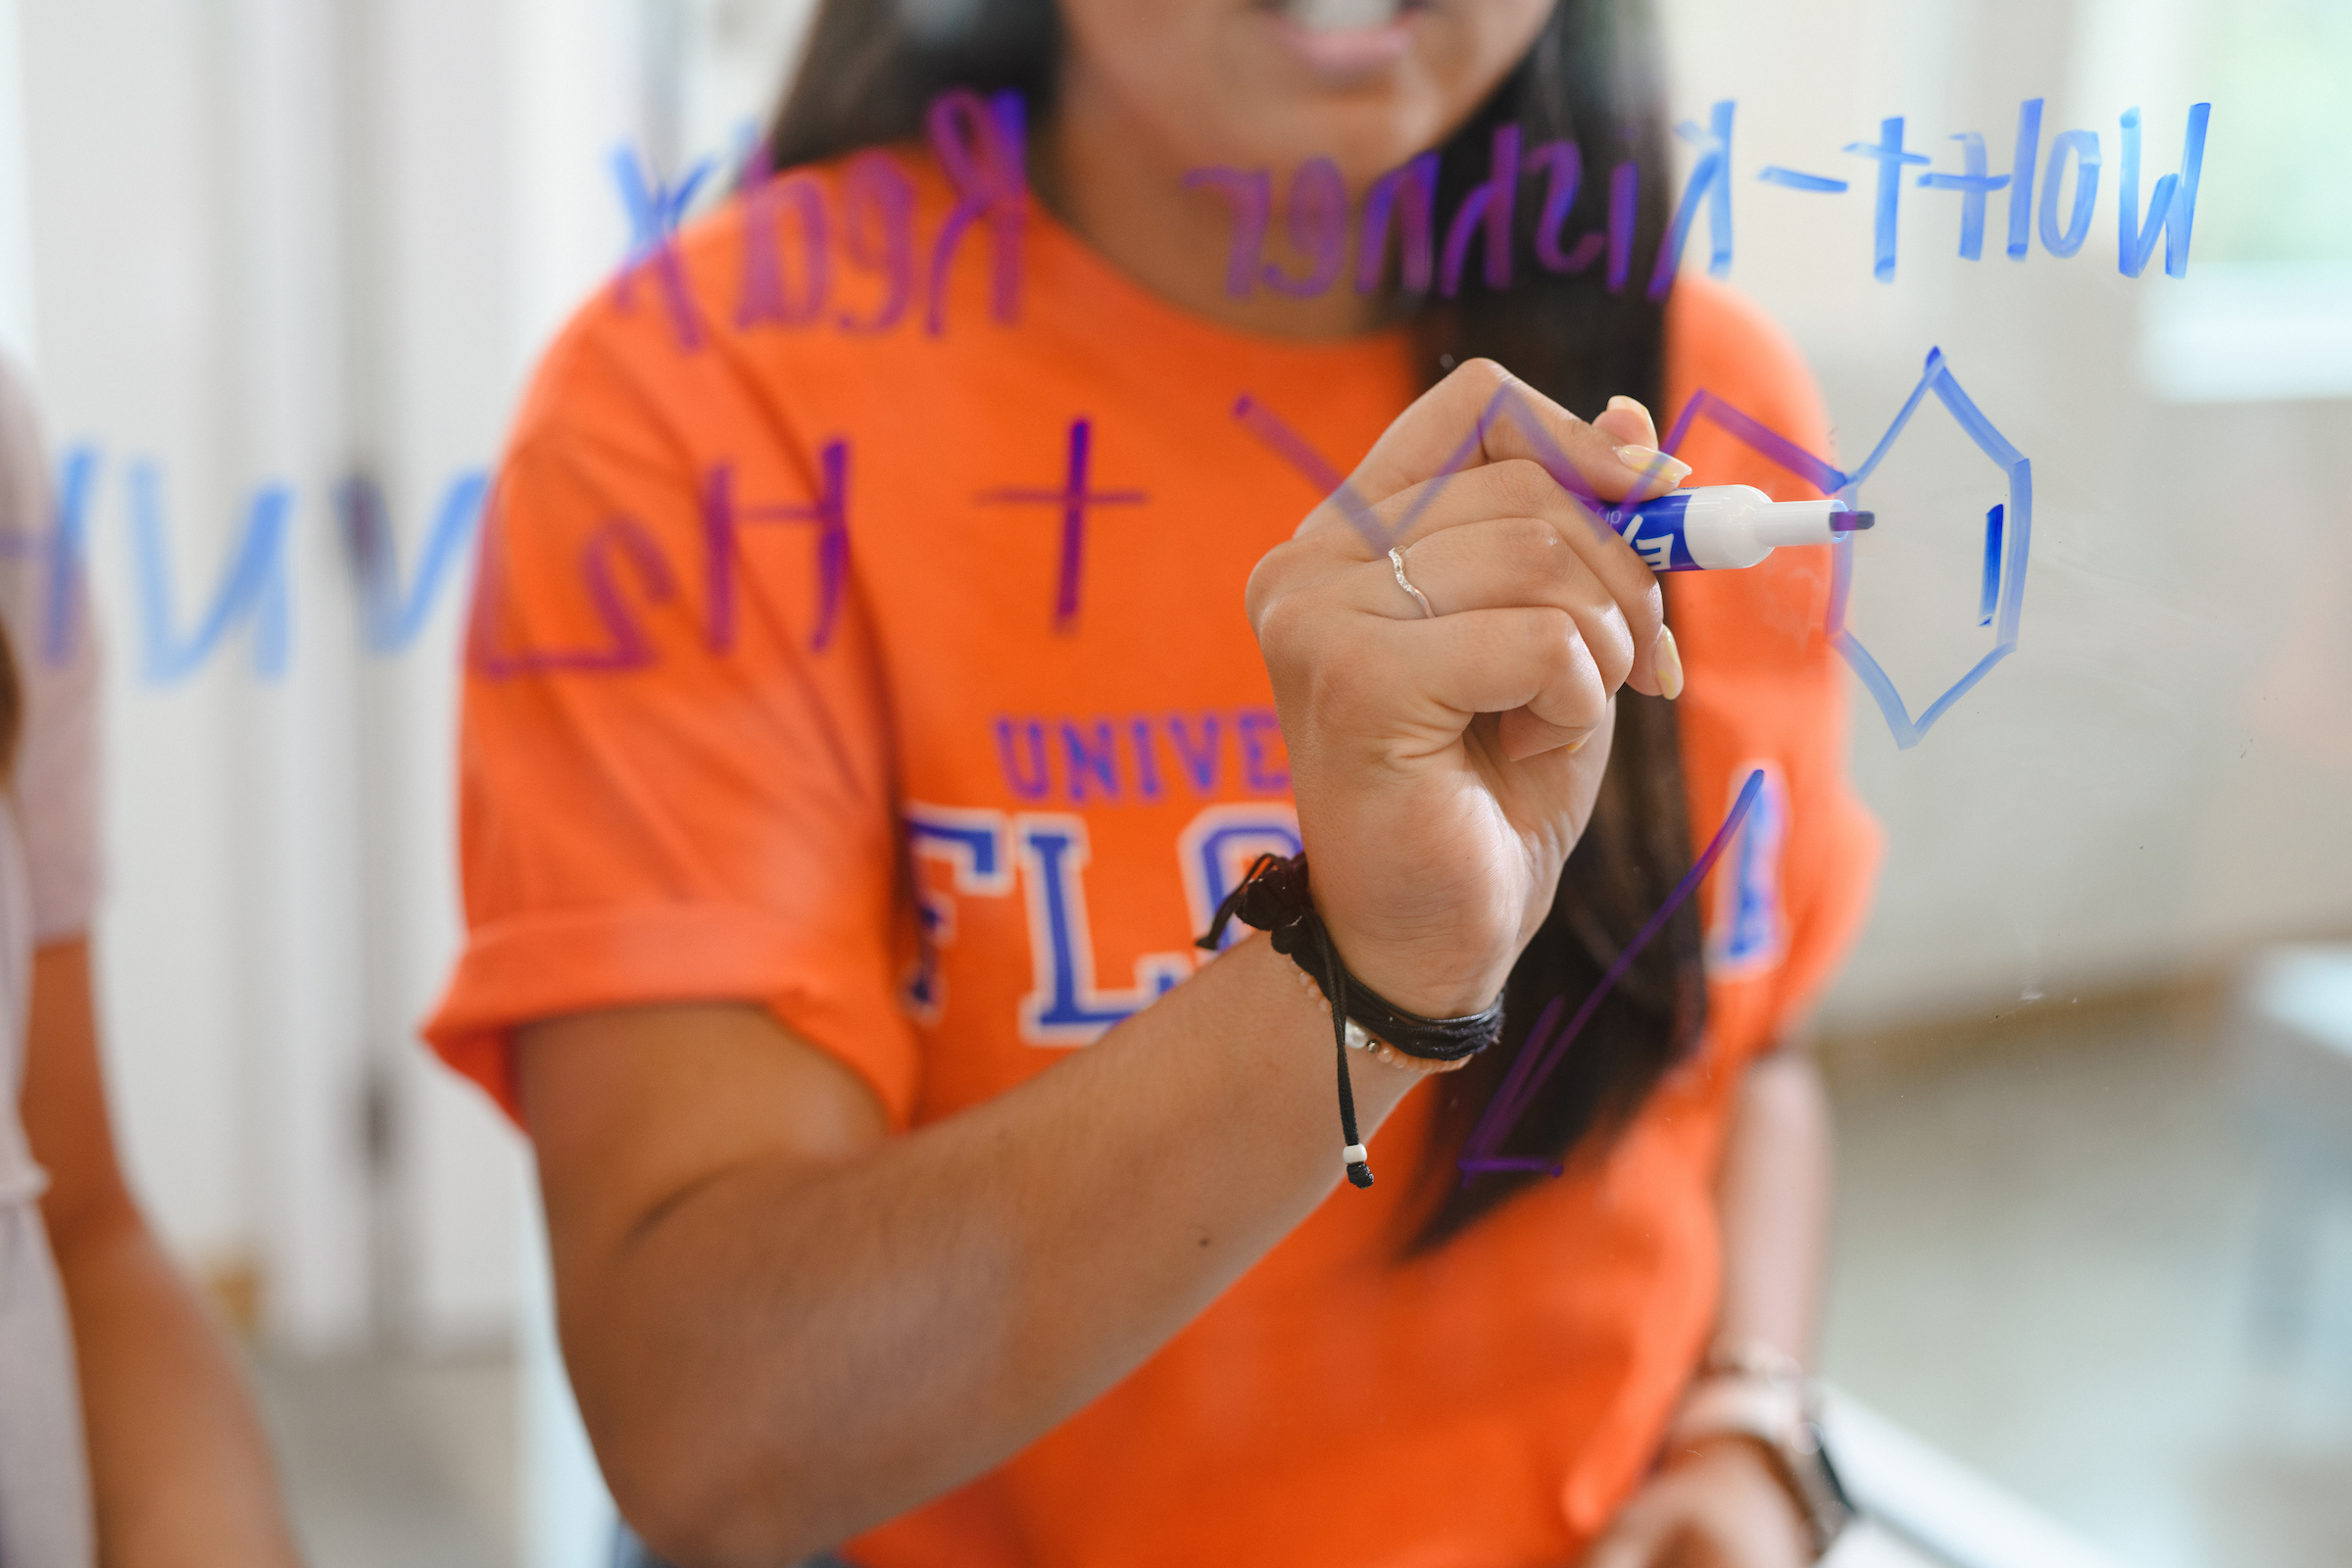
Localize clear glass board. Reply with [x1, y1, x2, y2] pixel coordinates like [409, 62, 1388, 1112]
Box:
[1, 1, 2347, 1565]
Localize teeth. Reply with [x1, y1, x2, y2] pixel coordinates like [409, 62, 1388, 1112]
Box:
[1283, 0, 1405, 30]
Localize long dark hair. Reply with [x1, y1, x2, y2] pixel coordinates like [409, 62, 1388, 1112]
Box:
[765, 0, 1704, 1250]
[0, 615, 19, 781]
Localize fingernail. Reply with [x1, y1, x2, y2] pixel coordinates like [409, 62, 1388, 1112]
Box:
[1566, 732, 1590, 754]
[1614, 445, 1692, 485]
[1654, 624, 1685, 701]
[1607, 394, 1651, 421]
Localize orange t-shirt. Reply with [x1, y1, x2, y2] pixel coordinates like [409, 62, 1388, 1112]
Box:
[426, 147, 1880, 1567]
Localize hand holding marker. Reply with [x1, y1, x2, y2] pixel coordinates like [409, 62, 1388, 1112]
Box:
[1602, 452, 1874, 572]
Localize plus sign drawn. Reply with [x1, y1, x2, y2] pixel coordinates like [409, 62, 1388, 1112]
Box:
[975, 418, 1148, 634]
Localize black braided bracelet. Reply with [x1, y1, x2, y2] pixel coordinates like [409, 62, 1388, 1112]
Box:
[1196, 853, 1505, 1189]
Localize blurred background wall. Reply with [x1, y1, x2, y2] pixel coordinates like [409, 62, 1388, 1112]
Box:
[6, 0, 818, 1351]
[1, 0, 2345, 1563]
[1652, 0, 2352, 1033]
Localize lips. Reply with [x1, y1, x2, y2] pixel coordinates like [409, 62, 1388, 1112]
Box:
[1262, 0, 1425, 77]
[1277, 0, 1409, 28]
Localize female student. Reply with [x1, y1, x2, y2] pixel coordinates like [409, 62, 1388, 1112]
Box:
[428, 1, 1879, 1563]
[0, 362, 302, 1563]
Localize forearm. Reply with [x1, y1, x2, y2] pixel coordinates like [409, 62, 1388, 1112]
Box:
[547, 934, 1423, 1563]
[1606, 1052, 1836, 1566]
[24, 939, 301, 1567]
[1711, 1050, 1833, 1365]
[53, 1215, 304, 1568]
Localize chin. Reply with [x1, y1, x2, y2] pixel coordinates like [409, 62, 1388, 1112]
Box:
[1065, 0, 1549, 187]
[1244, 0, 1458, 162]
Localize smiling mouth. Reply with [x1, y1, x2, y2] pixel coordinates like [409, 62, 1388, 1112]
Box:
[1269, 0, 1422, 32]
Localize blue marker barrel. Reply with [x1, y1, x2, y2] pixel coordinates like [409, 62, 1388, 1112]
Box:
[1597, 484, 1871, 571]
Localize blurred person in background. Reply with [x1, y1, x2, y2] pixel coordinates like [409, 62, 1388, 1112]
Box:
[429, 0, 1876, 1564]
[0, 362, 303, 1566]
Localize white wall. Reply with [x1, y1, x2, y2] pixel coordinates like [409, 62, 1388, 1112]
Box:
[20, 0, 332, 1332]
[4, 0, 698, 1347]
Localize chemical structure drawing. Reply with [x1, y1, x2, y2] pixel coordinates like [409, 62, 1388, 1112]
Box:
[1241, 344, 2034, 752]
[1820, 349, 2034, 748]
[14, 354, 2029, 742]
[1227, 350, 2034, 1168]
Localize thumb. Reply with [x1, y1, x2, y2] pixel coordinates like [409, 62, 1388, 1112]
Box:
[1591, 393, 1660, 451]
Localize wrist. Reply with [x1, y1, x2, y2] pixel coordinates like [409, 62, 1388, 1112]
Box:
[1198, 855, 1505, 1190]
[1662, 1347, 1855, 1559]
[1305, 875, 1519, 1018]
[1317, 941, 1507, 1020]
[1281, 962, 1478, 1080]
[1664, 1428, 1789, 1478]
[1313, 906, 1511, 1019]
[1663, 1432, 1818, 1554]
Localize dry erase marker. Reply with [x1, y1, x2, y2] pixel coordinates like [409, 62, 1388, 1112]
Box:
[1597, 486, 1874, 571]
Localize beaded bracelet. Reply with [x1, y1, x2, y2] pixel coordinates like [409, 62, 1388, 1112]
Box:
[1289, 965, 1476, 1076]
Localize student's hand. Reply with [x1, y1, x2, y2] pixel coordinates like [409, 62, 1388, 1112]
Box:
[1580, 1438, 1815, 1568]
[1245, 360, 1682, 1016]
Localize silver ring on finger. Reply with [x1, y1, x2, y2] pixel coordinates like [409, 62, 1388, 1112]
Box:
[1388, 546, 1437, 619]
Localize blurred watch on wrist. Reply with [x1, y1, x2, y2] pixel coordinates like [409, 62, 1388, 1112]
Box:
[1661, 1338, 1856, 1559]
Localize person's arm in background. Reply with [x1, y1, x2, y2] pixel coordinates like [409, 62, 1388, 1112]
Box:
[1712, 1048, 1835, 1392]
[1583, 1048, 1833, 1568]
[22, 937, 305, 1568]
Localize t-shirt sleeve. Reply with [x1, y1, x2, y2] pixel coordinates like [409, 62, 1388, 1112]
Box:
[422, 308, 921, 1128]
[1664, 279, 1883, 1047]
[0, 361, 100, 945]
